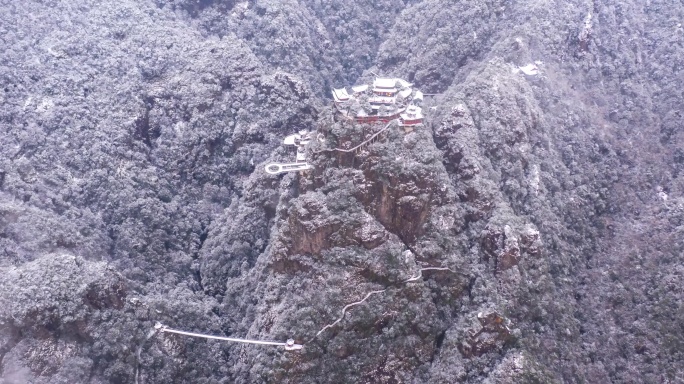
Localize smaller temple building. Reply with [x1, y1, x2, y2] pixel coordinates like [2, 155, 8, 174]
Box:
[264, 130, 313, 175]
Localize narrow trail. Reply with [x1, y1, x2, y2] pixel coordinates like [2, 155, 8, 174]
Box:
[309, 289, 388, 342]
[307, 267, 454, 343]
[149, 266, 455, 355]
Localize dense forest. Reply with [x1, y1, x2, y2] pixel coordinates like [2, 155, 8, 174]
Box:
[1, 0, 683, 383]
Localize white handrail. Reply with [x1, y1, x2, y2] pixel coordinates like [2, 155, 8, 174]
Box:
[264, 162, 312, 174]
[153, 268, 455, 350]
[155, 323, 303, 350]
[309, 266, 455, 342]
[315, 120, 396, 154]
[312, 289, 387, 340]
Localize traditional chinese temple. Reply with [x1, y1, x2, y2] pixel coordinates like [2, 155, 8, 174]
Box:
[332, 77, 424, 126]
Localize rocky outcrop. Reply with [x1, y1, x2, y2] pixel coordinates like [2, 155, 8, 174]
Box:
[459, 310, 513, 358]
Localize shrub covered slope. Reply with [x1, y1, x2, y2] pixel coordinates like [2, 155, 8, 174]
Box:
[1, 0, 683, 383]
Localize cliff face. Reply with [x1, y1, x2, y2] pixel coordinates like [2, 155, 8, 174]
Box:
[1, 0, 684, 383]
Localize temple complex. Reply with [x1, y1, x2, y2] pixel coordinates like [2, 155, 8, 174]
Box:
[265, 77, 427, 175]
[332, 77, 424, 126]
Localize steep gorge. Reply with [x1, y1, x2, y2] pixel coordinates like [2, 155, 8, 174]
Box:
[1, 0, 683, 383]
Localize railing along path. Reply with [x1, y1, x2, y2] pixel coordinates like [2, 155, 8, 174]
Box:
[148, 266, 454, 354]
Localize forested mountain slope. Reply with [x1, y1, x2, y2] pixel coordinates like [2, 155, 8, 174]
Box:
[1, 0, 682, 383]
